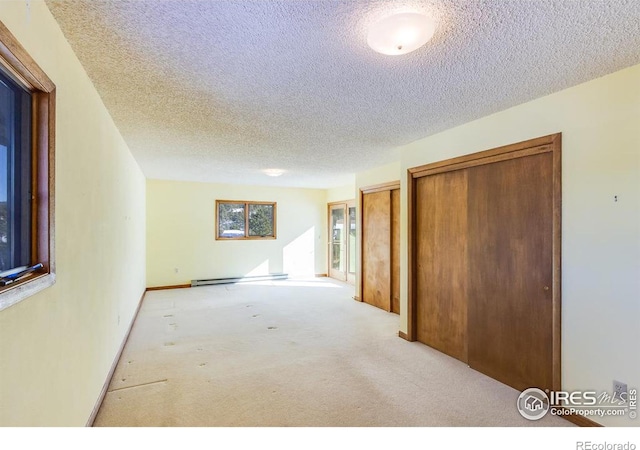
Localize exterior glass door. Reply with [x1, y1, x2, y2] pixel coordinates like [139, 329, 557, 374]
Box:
[347, 206, 356, 283]
[328, 201, 356, 283]
[329, 204, 346, 280]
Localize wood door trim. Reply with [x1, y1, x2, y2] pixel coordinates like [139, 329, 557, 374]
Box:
[552, 135, 562, 391]
[408, 133, 562, 392]
[328, 200, 353, 206]
[409, 134, 560, 179]
[398, 331, 410, 341]
[410, 144, 552, 179]
[406, 169, 416, 340]
[360, 180, 401, 194]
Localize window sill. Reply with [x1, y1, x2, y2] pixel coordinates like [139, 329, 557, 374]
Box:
[0, 272, 56, 312]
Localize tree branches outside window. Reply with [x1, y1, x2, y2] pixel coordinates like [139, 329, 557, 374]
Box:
[216, 201, 276, 239]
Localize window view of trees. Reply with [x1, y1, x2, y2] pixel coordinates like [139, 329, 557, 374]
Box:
[217, 201, 276, 239]
[218, 203, 245, 238]
[248, 204, 274, 237]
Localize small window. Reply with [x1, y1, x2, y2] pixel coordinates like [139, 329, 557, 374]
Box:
[0, 21, 56, 310]
[216, 201, 276, 240]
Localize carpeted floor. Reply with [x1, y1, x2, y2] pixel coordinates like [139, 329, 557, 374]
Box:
[94, 278, 572, 427]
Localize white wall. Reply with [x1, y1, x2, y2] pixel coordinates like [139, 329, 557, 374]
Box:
[355, 161, 401, 191]
[0, 2, 146, 426]
[381, 64, 639, 426]
[147, 179, 327, 286]
[326, 183, 355, 203]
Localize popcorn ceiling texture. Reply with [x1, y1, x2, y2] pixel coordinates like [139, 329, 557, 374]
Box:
[45, 0, 640, 188]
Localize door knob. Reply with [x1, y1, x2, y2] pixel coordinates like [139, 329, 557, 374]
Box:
[543, 286, 549, 291]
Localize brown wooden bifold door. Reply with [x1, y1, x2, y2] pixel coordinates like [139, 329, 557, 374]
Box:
[467, 152, 554, 392]
[361, 182, 400, 313]
[415, 170, 468, 363]
[409, 134, 561, 393]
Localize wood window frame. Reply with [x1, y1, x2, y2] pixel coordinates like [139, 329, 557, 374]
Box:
[0, 21, 56, 311]
[215, 200, 277, 240]
[407, 133, 561, 391]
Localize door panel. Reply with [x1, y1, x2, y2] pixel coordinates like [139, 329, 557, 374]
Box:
[390, 189, 401, 314]
[415, 170, 468, 362]
[467, 153, 554, 391]
[329, 205, 346, 281]
[362, 191, 391, 311]
[347, 205, 357, 284]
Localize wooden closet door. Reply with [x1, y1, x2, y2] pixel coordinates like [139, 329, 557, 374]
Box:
[467, 152, 554, 392]
[415, 170, 468, 362]
[362, 191, 391, 311]
[390, 189, 401, 314]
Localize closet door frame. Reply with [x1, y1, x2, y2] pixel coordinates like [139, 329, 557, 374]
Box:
[358, 181, 400, 306]
[407, 133, 562, 391]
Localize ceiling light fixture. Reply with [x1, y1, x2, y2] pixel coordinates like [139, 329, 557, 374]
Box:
[367, 12, 436, 56]
[263, 169, 285, 177]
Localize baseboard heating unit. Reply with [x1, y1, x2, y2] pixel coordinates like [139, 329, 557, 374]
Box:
[191, 273, 288, 287]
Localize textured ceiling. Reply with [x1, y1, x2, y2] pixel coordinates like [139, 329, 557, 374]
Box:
[45, 0, 640, 188]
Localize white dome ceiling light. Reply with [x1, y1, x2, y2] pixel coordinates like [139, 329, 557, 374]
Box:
[263, 168, 285, 177]
[367, 12, 436, 56]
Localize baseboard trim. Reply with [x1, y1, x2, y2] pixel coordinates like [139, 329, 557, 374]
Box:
[353, 296, 361, 301]
[146, 284, 191, 291]
[398, 331, 410, 341]
[561, 410, 603, 427]
[86, 290, 146, 427]
[315, 273, 328, 277]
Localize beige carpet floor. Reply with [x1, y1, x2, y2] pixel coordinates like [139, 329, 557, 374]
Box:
[94, 278, 572, 427]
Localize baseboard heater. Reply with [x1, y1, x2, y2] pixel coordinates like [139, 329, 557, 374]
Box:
[191, 273, 288, 287]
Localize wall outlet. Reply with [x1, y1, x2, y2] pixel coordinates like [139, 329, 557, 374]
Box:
[613, 380, 627, 400]
[174, 268, 179, 274]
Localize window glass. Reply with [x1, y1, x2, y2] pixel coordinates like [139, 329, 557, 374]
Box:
[218, 203, 245, 238]
[248, 204, 274, 237]
[216, 201, 276, 240]
[0, 70, 31, 273]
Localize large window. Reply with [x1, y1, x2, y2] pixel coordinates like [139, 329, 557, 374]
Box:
[216, 201, 276, 240]
[0, 21, 56, 310]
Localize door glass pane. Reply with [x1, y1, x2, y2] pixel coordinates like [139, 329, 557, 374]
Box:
[348, 206, 356, 274]
[331, 207, 344, 271]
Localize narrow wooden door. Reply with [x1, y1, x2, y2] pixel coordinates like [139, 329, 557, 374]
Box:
[414, 170, 468, 362]
[361, 187, 401, 313]
[390, 189, 401, 314]
[467, 152, 554, 392]
[362, 191, 391, 310]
